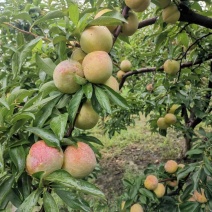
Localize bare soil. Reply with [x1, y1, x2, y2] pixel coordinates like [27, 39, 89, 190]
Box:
[95, 142, 183, 203]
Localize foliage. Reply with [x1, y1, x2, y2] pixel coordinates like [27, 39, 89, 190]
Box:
[0, 0, 211, 211]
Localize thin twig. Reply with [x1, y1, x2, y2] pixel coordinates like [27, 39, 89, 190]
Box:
[119, 54, 212, 89]
[2, 22, 51, 42]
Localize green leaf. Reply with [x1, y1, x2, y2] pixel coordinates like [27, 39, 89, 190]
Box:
[9, 146, 26, 179]
[39, 81, 58, 98]
[43, 191, 59, 212]
[203, 155, 212, 175]
[8, 120, 29, 138]
[7, 89, 35, 105]
[16, 189, 42, 212]
[178, 32, 189, 48]
[94, 86, 111, 114]
[73, 135, 103, 146]
[179, 202, 200, 212]
[26, 127, 60, 149]
[102, 85, 129, 109]
[67, 89, 84, 124]
[82, 83, 93, 99]
[177, 166, 196, 181]
[33, 96, 61, 128]
[69, 3, 79, 25]
[55, 190, 90, 212]
[11, 112, 35, 124]
[139, 188, 155, 199]
[74, 74, 88, 85]
[192, 168, 201, 190]
[88, 11, 126, 26]
[12, 12, 32, 23]
[52, 35, 67, 45]
[56, 94, 71, 109]
[19, 37, 42, 73]
[180, 183, 194, 201]
[186, 149, 203, 156]
[0, 176, 15, 206]
[36, 55, 56, 77]
[155, 32, 168, 51]
[12, 51, 20, 77]
[0, 97, 10, 110]
[32, 10, 64, 27]
[46, 170, 105, 199]
[24, 93, 62, 112]
[50, 113, 68, 140]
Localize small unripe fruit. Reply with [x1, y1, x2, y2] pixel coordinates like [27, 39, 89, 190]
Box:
[146, 83, 153, 91]
[168, 104, 180, 114]
[164, 160, 178, 174]
[155, 0, 171, 8]
[186, 81, 191, 85]
[153, 183, 166, 198]
[163, 59, 180, 75]
[162, 5, 180, 24]
[157, 117, 169, 129]
[53, 60, 84, 94]
[80, 26, 113, 53]
[103, 76, 119, 92]
[130, 203, 144, 212]
[120, 59, 132, 72]
[75, 101, 99, 130]
[164, 113, 177, 125]
[144, 175, 158, 190]
[71, 48, 86, 63]
[82, 51, 113, 84]
[117, 70, 125, 81]
[26, 140, 64, 177]
[94, 9, 117, 32]
[122, 12, 138, 36]
[193, 189, 207, 203]
[125, 0, 150, 12]
[63, 142, 97, 178]
[167, 180, 178, 187]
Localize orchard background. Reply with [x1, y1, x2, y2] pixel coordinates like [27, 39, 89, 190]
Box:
[0, 0, 211, 211]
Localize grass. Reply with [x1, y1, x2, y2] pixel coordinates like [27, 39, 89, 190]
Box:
[90, 114, 184, 160]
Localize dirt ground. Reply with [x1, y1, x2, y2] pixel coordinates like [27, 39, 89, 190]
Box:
[95, 141, 183, 203]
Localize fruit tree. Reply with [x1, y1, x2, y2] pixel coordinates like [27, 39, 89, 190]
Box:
[0, 0, 211, 211]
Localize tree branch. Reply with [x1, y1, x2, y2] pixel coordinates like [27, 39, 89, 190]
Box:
[136, 5, 212, 30]
[113, 6, 130, 43]
[119, 54, 212, 89]
[138, 17, 158, 29]
[2, 22, 51, 42]
[179, 3, 212, 29]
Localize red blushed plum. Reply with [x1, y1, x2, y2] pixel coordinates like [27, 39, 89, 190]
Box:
[53, 59, 84, 94]
[26, 140, 64, 177]
[63, 142, 97, 179]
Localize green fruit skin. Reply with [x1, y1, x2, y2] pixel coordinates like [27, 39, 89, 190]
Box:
[71, 48, 86, 63]
[82, 51, 113, 84]
[120, 59, 132, 72]
[154, 0, 171, 8]
[157, 117, 169, 129]
[122, 12, 138, 36]
[80, 26, 113, 53]
[163, 59, 180, 75]
[75, 101, 99, 130]
[164, 113, 177, 125]
[162, 5, 180, 24]
[53, 60, 84, 94]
